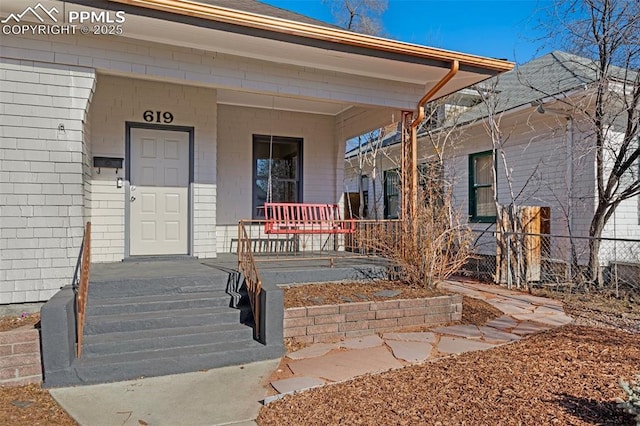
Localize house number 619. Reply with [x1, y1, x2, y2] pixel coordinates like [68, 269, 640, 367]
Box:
[143, 110, 174, 124]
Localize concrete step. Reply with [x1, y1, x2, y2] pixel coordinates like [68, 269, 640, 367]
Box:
[81, 323, 254, 356]
[70, 340, 285, 386]
[84, 307, 240, 335]
[88, 276, 229, 298]
[86, 292, 231, 316]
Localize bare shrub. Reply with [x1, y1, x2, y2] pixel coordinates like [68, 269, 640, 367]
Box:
[360, 172, 473, 288]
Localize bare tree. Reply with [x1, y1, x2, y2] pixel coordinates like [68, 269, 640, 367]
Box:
[323, 0, 388, 35]
[539, 0, 640, 287]
[346, 129, 381, 218]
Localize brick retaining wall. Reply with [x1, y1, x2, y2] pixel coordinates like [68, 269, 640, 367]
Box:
[0, 326, 42, 386]
[284, 294, 463, 344]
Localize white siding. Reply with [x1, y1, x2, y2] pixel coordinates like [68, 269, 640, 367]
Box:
[344, 110, 600, 256]
[0, 58, 95, 303]
[88, 75, 217, 262]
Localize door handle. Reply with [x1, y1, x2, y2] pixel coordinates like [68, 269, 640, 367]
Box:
[131, 196, 136, 202]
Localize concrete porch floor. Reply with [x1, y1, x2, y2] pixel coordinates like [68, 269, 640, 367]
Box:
[91, 252, 392, 285]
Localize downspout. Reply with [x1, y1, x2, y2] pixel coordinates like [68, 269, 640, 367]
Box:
[565, 117, 574, 236]
[409, 60, 459, 216]
[565, 116, 574, 281]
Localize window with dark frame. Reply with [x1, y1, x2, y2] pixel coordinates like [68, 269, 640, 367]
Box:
[383, 162, 444, 219]
[383, 169, 400, 219]
[360, 175, 369, 218]
[253, 135, 302, 219]
[469, 150, 497, 222]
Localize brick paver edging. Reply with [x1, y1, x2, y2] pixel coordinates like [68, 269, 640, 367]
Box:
[0, 326, 42, 386]
[284, 294, 462, 344]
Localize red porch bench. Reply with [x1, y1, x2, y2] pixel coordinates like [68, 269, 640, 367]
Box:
[263, 202, 355, 234]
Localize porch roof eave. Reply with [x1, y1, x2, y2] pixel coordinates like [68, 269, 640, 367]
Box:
[107, 0, 514, 100]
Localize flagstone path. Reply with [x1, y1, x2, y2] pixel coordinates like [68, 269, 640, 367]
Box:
[266, 280, 573, 401]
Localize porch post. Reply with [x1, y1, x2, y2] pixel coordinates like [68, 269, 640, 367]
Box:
[400, 110, 414, 220]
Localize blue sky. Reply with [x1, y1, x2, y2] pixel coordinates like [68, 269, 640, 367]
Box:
[262, 0, 555, 63]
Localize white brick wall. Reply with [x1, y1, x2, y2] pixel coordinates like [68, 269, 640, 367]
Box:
[88, 75, 217, 261]
[0, 58, 95, 303]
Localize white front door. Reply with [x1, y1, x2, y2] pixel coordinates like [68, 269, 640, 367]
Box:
[129, 128, 190, 256]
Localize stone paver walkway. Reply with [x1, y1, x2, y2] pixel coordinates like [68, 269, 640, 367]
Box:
[267, 280, 572, 401]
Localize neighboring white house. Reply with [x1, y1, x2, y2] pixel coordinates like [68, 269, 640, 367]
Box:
[345, 51, 640, 264]
[0, 0, 513, 303]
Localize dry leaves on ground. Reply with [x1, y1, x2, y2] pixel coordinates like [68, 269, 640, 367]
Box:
[534, 288, 640, 333]
[283, 280, 447, 308]
[0, 313, 40, 333]
[0, 384, 77, 426]
[259, 325, 640, 426]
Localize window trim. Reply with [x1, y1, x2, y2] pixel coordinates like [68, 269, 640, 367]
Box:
[252, 134, 303, 219]
[469, 150, 497, 223]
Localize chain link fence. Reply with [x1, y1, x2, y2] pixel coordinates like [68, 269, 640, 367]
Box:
[459, 230, 640, 296]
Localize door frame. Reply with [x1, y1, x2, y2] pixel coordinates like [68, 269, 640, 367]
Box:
[124, 122, 195, 258]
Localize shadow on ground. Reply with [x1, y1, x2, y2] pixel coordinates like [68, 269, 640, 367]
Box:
[554, 393, 634, 425]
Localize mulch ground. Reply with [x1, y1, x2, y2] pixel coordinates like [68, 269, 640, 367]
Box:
[260, 282, 639, 425]
[0, 313, 40, 333]
[1, 282, 637, 425]
[0, 384, 77, 426]
[258, 325, 639, 425]
[282, 280, 447, 308]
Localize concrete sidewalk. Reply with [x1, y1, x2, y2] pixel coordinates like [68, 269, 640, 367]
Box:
[50, 359, 279, 426]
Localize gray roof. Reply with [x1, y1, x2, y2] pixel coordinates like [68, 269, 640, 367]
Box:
[196, 0, 337, 28]
[456, 50, 638, 124]
[346, 50, 638, 158]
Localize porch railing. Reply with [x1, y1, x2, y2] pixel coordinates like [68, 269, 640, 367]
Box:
[72, 222, 91, 358]
[237, 220, 263, 338]
[236, 219, 401, 263]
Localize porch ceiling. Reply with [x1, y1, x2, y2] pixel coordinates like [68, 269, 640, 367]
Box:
[115, 13, 486, 87]
[101, 0, 513, 98]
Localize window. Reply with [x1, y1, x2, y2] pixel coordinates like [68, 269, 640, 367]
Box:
[383, 169, 400, 219]
[253, 135, 302, 218]
[360, 175, 369, 218]
[469, 151, 496, 222]
[383, 163, 444, 219]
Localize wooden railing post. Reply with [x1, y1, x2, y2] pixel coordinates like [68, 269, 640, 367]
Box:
[237, 220, 263, 338]
[76, 222, 91, 358]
